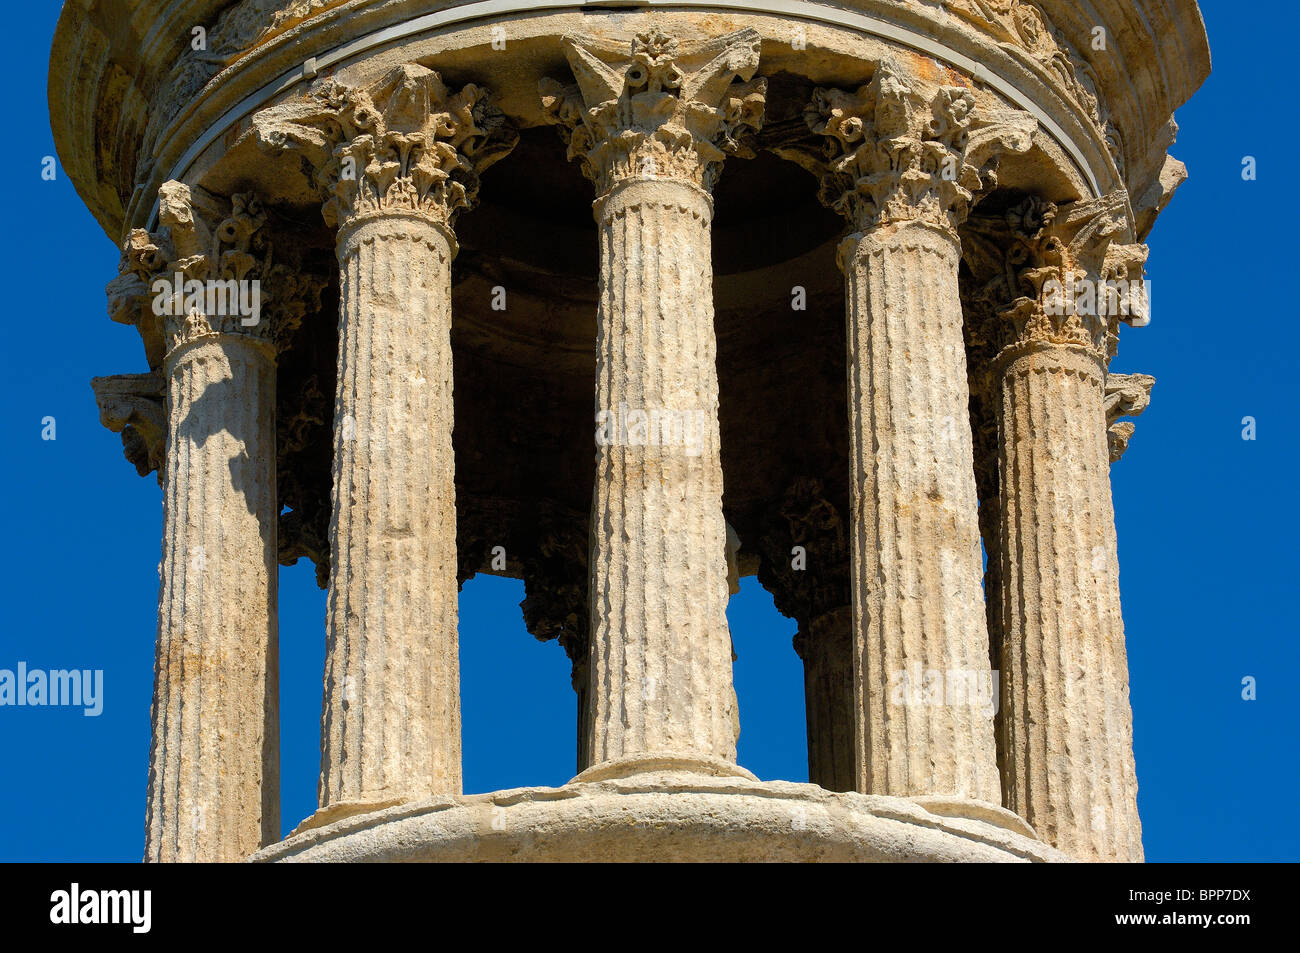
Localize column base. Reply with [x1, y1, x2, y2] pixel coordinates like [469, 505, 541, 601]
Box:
[291, 798, 412, 835]
[908, 795, 1039, 840]
[253, 777, 1067, 863]
[572, 754, 758, 784]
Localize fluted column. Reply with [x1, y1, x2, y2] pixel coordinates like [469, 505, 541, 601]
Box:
[799, 68, 1034, 800]
[973, 413, 1004, 675]
[794, 608, 855, 791]
[542, 28, 766, 776]
[845, 219, 999, 800]
[254, 66, 516, 813]
[589, 181, 737, 768]
[324, 215, 458, 807]
[965, 195, 1149, 860]
[519, 511, 592, 772]
[966, 304, 1005, 676]
[130, 184, 280, 862]
[756, 477, 854, 791]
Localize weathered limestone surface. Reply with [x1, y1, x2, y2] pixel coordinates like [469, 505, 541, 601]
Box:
[254, 65, 517, 812]
[252, 772, 1067, 863]
[90, 371, 165, 481]
[967, 194, 1147, 861]
[843, 220, 1000, 800]
[795, 607, 855, 793]
[542, 29, 766, 775]
[149, 336, 279, 863]
[799, 67, 1035, 801]
[998, 350, 1143, 860]
[321, 215, 460, 806]
[586, 181, 737, 768]
[1105, 372, 1156, 463]
[138, 184, 280, 862]
[65, 1, 1210, 864]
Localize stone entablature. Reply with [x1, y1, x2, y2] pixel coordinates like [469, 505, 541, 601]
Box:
[54, 2, 1209, 863]
[53, 1, 1208, 243]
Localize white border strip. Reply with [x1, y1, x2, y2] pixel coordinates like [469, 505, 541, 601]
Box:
[147, 0, 1102, 227]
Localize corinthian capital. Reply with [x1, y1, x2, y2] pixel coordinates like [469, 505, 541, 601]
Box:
[152, 184, 279, 356]
[539, 27, 767, 195]
[963, 191, 1144, 369]
[159, 182, 269, 285]
[107, 182, 314, 360]
[106, 230, 168, 328]
[252, 64, 518, 230]
[519, 510, 591, 691]
[754, 477, 850, 630]
[790, 64, 1035, 235]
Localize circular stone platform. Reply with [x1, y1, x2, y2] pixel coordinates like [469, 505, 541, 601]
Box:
[253, 768, 1069, 863]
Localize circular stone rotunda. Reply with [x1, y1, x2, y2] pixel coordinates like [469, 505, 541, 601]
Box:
[52, 0, 1209, 862]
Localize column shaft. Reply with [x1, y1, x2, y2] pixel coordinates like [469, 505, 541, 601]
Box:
[797, 607, 855, 792]
[978, 499, 1004, 673]
[574, 661, 592, 773]
[146, 335, 279, 862]
[587, 180, 738, 770]
[996, 347, 1142, 860]
[844, 221, 1000, 801]
[320, 214, 460, 807]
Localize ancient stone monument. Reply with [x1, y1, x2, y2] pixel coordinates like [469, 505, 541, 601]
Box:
[52, 0, 1209, 862]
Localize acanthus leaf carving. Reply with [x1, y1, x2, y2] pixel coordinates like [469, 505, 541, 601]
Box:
[153, 184, 276, 355]
[796, 64, 1035, 236]
[755, 476, 851, 636]
[962, 191, 1138, 369]
[107, 182, 318, 367]
[519, 509, 591, 690]
[540, 27, 767, 195]
[263, 262, 328, 355]
[106, 229, 168, 333]
[252, 64, 518, 231]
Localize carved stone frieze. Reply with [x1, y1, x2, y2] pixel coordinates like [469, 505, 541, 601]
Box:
[51, 0, 1214, 865]
[931, 0, 1121, 170]
[148, 1, 348, 162]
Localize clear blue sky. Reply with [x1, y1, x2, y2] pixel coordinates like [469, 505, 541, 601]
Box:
[1, 2, 1294, 862]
